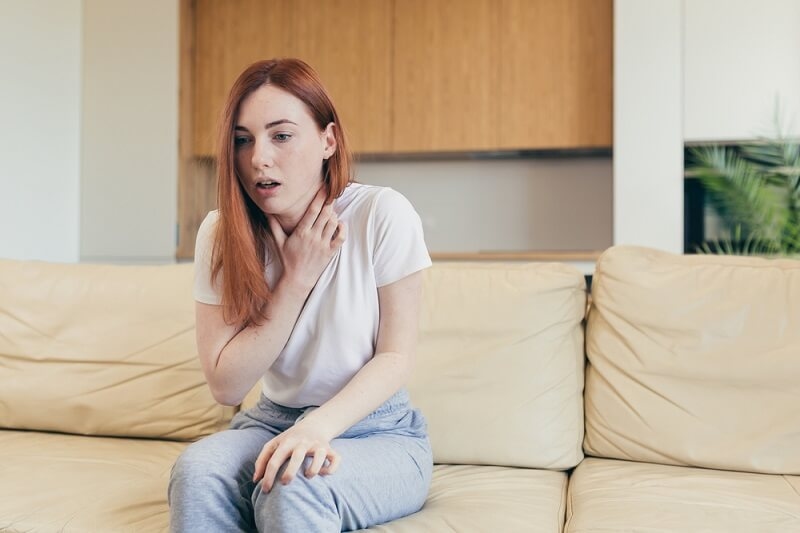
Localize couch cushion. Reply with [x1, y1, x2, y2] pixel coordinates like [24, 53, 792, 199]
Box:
[363, 465, 567, 532]
[0, 259, 233, 440]
[584, 246, 800, 474]
[0, 429, 184, 532]
[565, 457, 800, 532]
[410, 262, 586, 469]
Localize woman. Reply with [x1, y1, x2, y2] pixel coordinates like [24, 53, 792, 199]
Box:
[168, 58, 433, 532]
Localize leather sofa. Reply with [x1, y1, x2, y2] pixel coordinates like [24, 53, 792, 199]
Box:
[0, 245, 798, 532]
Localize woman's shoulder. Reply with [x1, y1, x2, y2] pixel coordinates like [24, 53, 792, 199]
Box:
[337, 182, 382, 204]
[199, 209, 220, 230]
[195, 210, 220, 245]
[337, 182, 412, 216]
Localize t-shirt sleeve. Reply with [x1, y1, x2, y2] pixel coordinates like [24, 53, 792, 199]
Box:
[193, 210, 223, 305]
[370, 188, 432, 287]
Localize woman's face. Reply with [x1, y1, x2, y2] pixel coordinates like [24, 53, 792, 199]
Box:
[234, 84, 336, 231]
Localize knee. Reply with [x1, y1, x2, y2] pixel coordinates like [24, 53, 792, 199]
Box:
[252, 471, 337, 531]
[169, 443, 208, 501]
[169, 440, 246, 496]
[168, 441, 258, 532]
[171, 442, 215, 482]
[253, 469, 333, 508]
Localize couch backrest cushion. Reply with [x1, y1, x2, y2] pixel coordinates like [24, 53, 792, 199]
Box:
[0, 259, 234, 440]
[584, 246, 800, 474]
[408, 262, 587, 470]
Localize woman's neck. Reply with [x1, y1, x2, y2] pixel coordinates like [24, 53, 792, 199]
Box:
[272, 184, 324, 235]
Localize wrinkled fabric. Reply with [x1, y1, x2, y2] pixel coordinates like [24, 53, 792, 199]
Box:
[566, 458, 800, 532]
[585, 246, 800, 474]
[0, 259, 233, 440]
[363, 465, 567, 533]
[0, 429, 184, 532]
[410, 262, 587, 469]
[169, 389, 432, 532]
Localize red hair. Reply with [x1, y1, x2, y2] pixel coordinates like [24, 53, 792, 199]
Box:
[211, 58, 353, 326]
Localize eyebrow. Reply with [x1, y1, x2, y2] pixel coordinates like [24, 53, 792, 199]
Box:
[234, 119, 297, 131]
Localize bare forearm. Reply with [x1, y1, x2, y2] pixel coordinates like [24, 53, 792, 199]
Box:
[209, 277, 310, 405]
[300, 273, 424, 440]
[299, 351, 414, 440]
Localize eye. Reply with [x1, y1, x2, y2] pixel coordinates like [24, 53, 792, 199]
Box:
[234, 136, 251, 147]
[273, 133, 292, 143]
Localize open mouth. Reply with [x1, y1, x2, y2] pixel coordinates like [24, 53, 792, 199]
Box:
[256, 180, 280, 190]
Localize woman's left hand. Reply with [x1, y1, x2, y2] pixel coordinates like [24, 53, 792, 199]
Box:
[252, 422, 341, 491]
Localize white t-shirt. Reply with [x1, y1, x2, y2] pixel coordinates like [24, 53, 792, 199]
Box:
[193, 183, 431, 408]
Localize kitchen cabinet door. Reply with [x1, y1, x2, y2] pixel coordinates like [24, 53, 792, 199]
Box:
[289, 0, 393, 154]
[193, 0, 293, 157]
[393, 0, 500, 152]
[192, 0, 391, 157]
[498, 0, 612, 149]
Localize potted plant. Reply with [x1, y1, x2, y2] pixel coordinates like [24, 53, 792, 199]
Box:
[686, 125, 799, 256]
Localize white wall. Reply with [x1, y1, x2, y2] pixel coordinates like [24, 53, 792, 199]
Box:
[358, 158, 612, 253]
[684, 0, 800, 141]
[80, 0, 179, 263]
[614, 0, 800, 254]
[0, 0, 178, 264]
[613, 0, 684, 252]
[0, 0, 83, 262]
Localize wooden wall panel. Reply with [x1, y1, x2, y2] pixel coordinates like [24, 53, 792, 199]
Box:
[290, 0, 393, 153]
[498, 0, 612, 149]
[193, 0, 293, 156]
[191, 0, 611, 157]
[178, 0, 203, 260]
[393, 0, 500, 152]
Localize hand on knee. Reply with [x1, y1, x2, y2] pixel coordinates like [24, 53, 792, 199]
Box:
[252, 424, 341, 492]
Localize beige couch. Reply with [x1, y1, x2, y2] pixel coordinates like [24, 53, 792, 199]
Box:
[0, 246, 798, 532]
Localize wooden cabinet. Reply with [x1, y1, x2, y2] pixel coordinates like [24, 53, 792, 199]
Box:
[498, 0, 612, 150]
[192, 0, 392, 157]
[289, 0, 393, 153]
[393, 0, 500, 152]
[193, 0, 293, 156]
[393, 0, 612, 152]
[188, 0, 611, 156]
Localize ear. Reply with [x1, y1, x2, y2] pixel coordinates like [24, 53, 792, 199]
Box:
[322, 122, 337, 160]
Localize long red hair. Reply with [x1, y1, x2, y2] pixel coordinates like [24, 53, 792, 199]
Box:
[211, 58, 353, 326]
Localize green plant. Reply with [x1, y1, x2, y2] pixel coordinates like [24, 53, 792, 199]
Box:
[687, 126, 800, 256]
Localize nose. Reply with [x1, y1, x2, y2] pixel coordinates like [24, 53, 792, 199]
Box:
[251, 136, 275, 169]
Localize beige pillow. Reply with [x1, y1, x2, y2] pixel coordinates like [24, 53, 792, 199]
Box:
[0, 259, 233, 440]
[584, 246, 800, 474]
[409, 262, 587, 469]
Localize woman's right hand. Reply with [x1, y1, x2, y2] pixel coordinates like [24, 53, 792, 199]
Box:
[268, 188, 347, 292]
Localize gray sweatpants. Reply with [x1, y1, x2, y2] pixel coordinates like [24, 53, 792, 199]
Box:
[168, 388, 432, 532]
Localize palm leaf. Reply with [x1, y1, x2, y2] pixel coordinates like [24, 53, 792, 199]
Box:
[689, 145, 787, 242]
[687, 104, 800, 256]
[741, 140, 800, 188]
